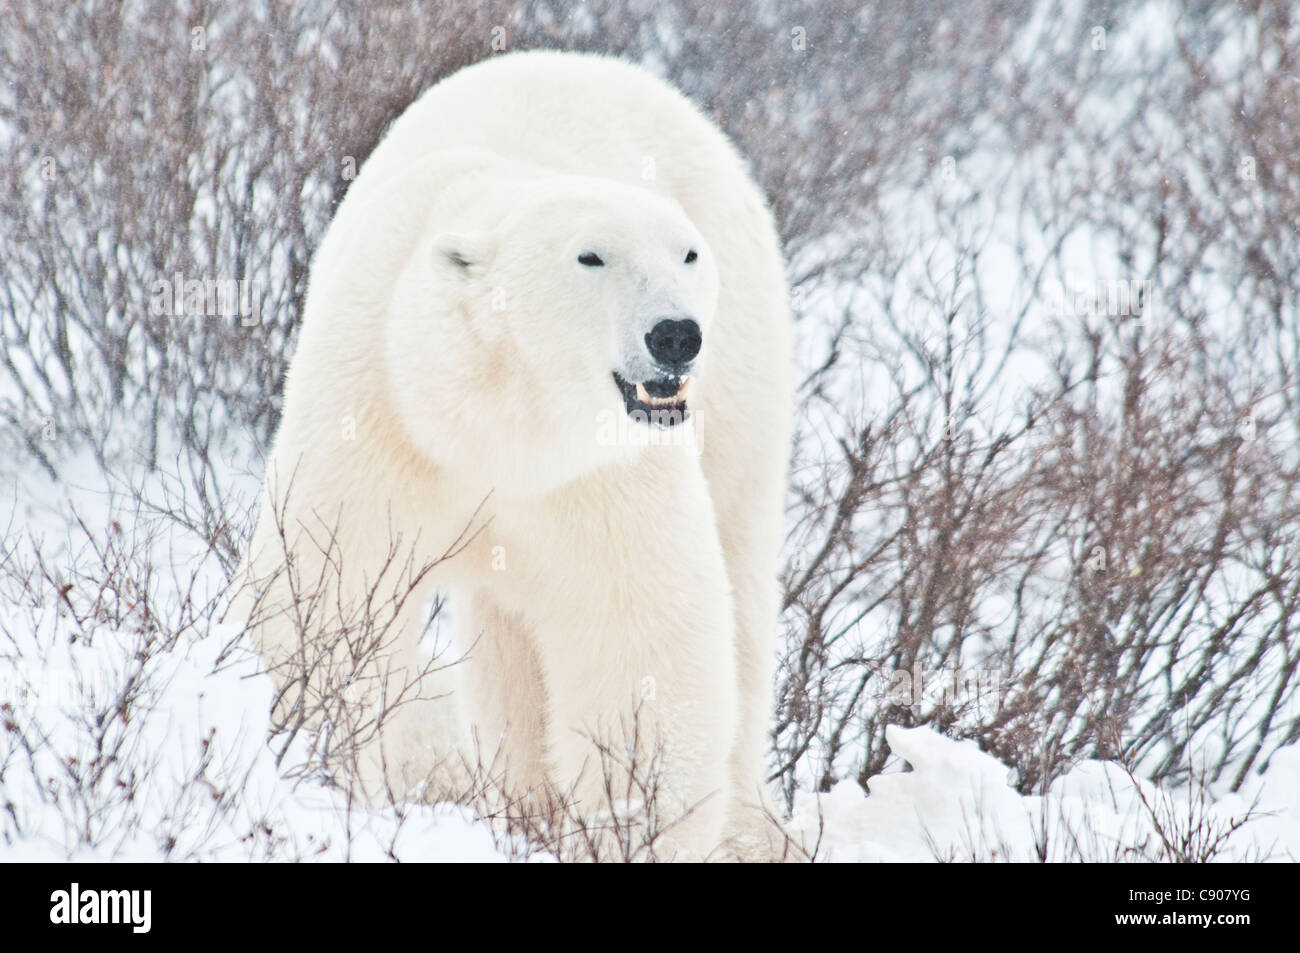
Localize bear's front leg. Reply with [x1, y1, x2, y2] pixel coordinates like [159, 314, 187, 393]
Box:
[504, 455, 738, 860]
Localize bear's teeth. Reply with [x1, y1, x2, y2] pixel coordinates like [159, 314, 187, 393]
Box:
[634, 378, 691, 407]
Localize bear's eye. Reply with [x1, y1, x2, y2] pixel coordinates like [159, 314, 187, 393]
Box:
[578, 252, 605, 267]
[684, 249, 698, 264]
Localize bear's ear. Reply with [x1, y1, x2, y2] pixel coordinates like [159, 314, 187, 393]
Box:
[432, 231, 497, 281]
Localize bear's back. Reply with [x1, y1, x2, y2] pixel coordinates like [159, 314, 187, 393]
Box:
[356, 52, 762, 233]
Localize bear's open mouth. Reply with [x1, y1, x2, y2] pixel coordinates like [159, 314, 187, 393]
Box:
[612, 372, 691, 427]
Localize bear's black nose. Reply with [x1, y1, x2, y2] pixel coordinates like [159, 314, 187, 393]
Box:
[645, 318, 701, 369]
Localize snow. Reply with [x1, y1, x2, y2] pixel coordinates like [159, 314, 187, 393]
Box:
[794, 725, 1300, 862]
[10, 454, 1295, 862]
[0, 455, 515, 863]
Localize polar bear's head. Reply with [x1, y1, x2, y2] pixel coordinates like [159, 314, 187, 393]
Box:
[386, 175, 720, 496]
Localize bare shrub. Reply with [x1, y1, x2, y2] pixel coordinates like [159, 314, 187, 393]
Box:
[0, 487, 274, 859]
[772, 0, 1300, 806]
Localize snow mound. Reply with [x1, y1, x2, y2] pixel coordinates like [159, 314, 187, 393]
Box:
[794, 725, 1300, 862]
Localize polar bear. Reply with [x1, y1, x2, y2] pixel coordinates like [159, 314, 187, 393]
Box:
[231, 50, 793, 860]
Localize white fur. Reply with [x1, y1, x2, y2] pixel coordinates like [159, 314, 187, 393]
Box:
[231, 51, 793, 859]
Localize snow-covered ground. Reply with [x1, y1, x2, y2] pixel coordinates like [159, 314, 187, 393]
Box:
[0, 456, 477, 861]
[795, 726, 1300, 862]
[3, 458, 1296, 862]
